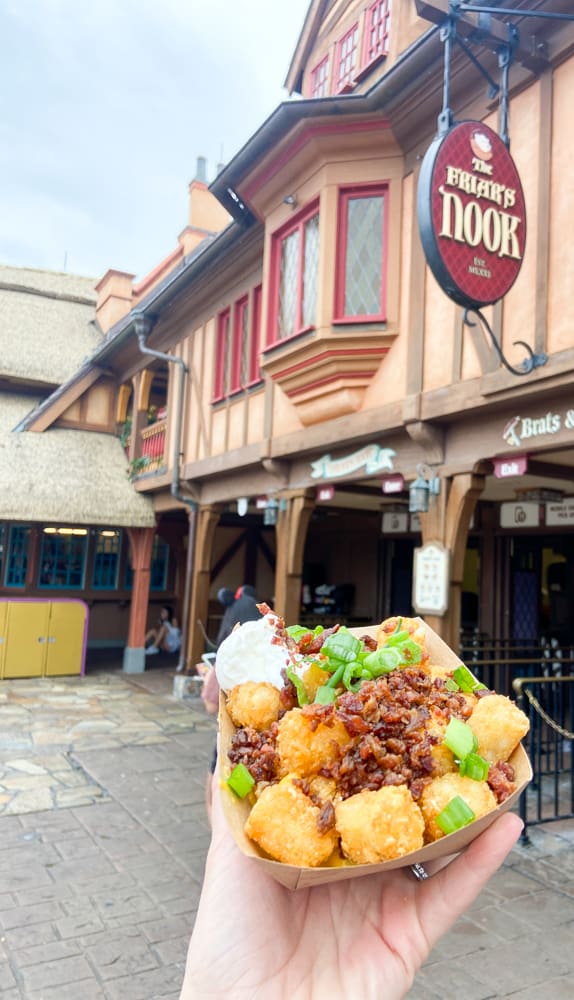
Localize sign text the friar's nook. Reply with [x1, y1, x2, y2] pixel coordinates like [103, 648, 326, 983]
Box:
[418, 121, 526, 309]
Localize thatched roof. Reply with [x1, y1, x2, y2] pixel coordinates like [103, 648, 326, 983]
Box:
[0, 264, 103, 385]
[0, 395, 155, 527]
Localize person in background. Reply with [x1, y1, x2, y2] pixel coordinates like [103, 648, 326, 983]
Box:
[214, 587, 237, 649]
[226, 584, 262, 631]
[145, 605, 182, 656]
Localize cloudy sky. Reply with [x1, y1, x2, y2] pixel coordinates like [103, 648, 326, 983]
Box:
[0, 0, 310, 282]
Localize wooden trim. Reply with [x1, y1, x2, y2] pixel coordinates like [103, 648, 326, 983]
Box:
[406, 168, 425, 397]
[25, 368, 104, 432]
[535, 70, 553, 357]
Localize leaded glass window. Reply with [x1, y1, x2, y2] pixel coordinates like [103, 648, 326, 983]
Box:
[344, 194, 384, 317]
[275, 208, 320, 342]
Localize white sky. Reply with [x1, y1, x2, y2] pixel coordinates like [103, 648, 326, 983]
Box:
[0, 0, 311, 282]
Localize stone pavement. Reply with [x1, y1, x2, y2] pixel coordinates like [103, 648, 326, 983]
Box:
[0, 665, 572, 999]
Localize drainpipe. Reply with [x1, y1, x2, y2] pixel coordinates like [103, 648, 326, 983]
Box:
[133, 311, 197, 673]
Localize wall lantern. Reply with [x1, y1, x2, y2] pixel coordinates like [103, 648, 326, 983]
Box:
[263, 497, 279, 526]
[409, 465, 441, 515]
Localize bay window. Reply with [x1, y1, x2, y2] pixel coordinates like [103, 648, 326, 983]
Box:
[271, 204, 320, 344]
[335, 184, 388, 322]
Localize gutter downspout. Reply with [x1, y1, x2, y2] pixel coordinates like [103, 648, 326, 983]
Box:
[134, 312, 197, 674]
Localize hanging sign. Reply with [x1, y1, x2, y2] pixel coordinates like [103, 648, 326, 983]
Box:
[381, 474, 405, 494]
[412, 542, 450, 616]
[418, 121, 526, 308]
[382, 512, 409, 534]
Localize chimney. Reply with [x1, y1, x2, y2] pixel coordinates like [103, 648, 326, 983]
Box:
[187, 156, 231, 238]
[95, 269, 135, 333]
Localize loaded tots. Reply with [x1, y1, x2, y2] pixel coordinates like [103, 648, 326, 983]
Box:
[217, 608, 530, 868]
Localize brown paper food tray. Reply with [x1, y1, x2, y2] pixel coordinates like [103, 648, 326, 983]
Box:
[218, 619, 532, 890]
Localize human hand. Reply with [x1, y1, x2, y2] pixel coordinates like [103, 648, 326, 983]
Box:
[181, 772, 523, 1000]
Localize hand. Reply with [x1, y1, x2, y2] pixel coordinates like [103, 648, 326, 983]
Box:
[181, 774, 523, 1000]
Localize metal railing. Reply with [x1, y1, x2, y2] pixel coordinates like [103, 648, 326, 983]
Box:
[513, 676, 574, 837]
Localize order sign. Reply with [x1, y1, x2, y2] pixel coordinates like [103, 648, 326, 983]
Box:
[417, 121, 526, 308]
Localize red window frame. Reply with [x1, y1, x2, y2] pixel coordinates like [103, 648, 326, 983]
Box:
[334, 183, 389, 324]
[267, 200, 320, 347]
[230, 295, 248, 394]
[247, 284, 262, 386]
[335, 22, 359, 93]
[310, 54, 330, 98]
[213, 307, 231, 401]
[362, 0, 391, 69]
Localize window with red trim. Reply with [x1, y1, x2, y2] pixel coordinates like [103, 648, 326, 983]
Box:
[335, 22, 359, 92]
[334, 184, 388, 322]
[311, 54, 330, 98]
[270, 203, 320, 344]
[363, 0, 391, 67]
[213, 307, 231, 400]
[248, 284, 262, 384]
[231, 296, 248, 394]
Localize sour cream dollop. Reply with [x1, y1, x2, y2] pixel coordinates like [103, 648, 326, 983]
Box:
[215, 612, 295, 692]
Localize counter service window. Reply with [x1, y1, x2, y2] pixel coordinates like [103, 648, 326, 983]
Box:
[335, 184, 388, 322]
[39, 528, 87, 589]
[4, 525, 31, 588]
[92, 529, 121, 590]
[270, 203, 320, 344]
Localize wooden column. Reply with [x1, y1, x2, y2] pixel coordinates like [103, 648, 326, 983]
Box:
[123, 526, 155, 673]
[187, 505, 220, 669]
[274, 490, 316, 625]
[420, 472, 485, 648]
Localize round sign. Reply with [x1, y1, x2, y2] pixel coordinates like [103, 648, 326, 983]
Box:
[417, 121, 526, 308]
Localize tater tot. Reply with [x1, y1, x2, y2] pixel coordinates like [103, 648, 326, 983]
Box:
[376, 616, 427, 650]
[301, 661, 330, 701]
[420, 772, 497, 842]
[244, 775, 338, 866]
[226, 681, 282, 731]
[276, 707, 354, 778]
[335, 785, 425, 863]
[467, 694, 530, 765]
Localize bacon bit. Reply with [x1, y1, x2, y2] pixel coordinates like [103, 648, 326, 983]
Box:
[488, 760, 516, 802]
[317, 799, 336, 834]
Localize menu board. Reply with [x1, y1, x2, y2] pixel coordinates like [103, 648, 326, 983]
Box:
[412, 542, 450, 616]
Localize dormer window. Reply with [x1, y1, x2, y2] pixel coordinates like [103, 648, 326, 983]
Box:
[364, 0, 392, 66]
[335, 23, 359, 93]
[311, 54, 330, 98]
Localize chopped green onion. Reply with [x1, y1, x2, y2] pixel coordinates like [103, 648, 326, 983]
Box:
[397, 638, 423, 665]
[436, 795, 476, 834]
[286, 624, 311, 641]
[363, 646, 403, 676]
[226, 763, 255, 799]
[452, 664, 487, 693]
[459, 752, 490, 781]
[286, 667, 308, 706]
[443, 717, 478, 760]
[326, 663, 346, 688]
[314, 685, 337, 705]
[445, 677, 460, 692]
[386, 629, 410, 647]
[321, 629, 363, 665]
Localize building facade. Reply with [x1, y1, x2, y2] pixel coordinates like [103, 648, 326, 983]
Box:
[15, 1, 574, 676]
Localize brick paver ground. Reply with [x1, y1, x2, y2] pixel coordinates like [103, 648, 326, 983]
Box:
[0, 664, 572, 999]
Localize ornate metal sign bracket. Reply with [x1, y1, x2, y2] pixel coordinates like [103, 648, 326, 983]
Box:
[463, 308, 547, 377]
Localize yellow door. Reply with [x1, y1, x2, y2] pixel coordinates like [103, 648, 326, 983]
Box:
[3, 602, 50, 678]
[0, 602, 7, 677]
[45, 601, 88, 676]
